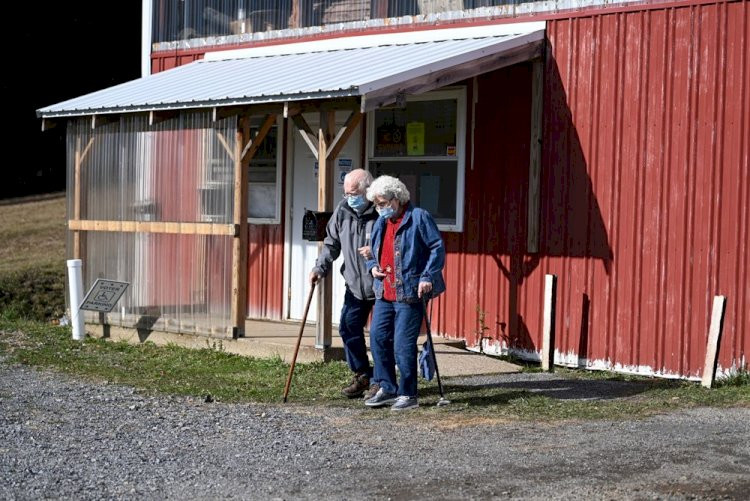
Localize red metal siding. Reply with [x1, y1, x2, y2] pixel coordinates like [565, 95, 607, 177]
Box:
[438, 1, 749, 378]
[246, 224, 285, 320]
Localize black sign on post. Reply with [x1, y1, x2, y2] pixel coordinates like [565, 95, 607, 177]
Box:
[302, 209, 333, 241]
[80, 279, 130, 313]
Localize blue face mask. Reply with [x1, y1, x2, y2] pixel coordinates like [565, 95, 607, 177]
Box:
[377, 205, 395, 220]
[346, 194, 366, 211]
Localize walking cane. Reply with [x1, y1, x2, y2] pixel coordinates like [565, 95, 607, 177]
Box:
[422, 297, 450, 407]
[282, 282, 316, 403]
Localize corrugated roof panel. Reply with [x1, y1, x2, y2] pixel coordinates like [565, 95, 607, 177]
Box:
[37, 29, 544, 117]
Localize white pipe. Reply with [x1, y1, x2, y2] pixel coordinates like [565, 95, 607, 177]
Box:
[66, 259, 85, 341]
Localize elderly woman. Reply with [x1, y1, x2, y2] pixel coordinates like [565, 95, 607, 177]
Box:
[363, 175, 445, 411]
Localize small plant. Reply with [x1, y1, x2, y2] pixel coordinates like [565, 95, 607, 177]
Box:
[475, 304, 491, 353]
[716, 368, 750, 387]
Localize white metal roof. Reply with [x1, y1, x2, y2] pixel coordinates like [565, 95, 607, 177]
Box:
[37, 22, 544, 118]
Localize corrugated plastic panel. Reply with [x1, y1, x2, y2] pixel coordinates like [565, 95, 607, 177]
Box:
[65, 113, 235, 336]
[38, 31, 541, 117]
[441, 1, 748, 379]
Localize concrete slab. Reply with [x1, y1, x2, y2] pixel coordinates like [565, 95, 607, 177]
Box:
[87, 319, 521, 377]
[241, 319, 521, 377]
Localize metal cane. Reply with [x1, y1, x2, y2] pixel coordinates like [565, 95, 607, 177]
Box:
[282, 282, 316, 403]
[422, 296, 450, 407]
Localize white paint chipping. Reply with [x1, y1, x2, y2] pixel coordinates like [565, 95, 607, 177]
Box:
[467, 338, 750, 382]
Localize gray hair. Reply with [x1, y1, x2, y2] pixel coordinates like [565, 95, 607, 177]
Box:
[366, 175, 410, 204]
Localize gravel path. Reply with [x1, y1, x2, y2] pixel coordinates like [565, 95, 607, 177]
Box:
[2, 357, 749, 500]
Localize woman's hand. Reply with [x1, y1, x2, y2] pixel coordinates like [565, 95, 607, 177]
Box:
[371, 267, 387, 279]
[357, 245, 372, 259]
[418, 281, 433, 298]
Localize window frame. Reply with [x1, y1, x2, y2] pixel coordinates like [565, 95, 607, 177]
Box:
[367, 87, 466, 232]
[247, 115, 283, 224]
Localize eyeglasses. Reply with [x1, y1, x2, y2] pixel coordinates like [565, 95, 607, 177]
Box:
[374, 199, 393, 209]
[342, 191, 360, 198]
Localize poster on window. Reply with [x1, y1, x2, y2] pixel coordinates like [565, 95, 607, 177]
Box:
[406, 122, 425, 156]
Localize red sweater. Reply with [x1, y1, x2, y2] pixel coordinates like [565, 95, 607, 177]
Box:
[380, 212, 404, 301]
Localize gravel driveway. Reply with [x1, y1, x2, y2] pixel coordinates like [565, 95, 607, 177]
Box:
[2, 357, 749, 500]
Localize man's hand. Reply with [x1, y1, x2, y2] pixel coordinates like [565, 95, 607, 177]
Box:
[418, 281, 433, 298]
[309, 271, 322, 285]
[357, 246, 372, 259]
[371, 267, 387, 279]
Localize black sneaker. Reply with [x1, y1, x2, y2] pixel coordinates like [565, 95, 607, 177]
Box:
[363, 383, 380, 401]
[364, 388, 398, 408]
[341, 373, 369, 399]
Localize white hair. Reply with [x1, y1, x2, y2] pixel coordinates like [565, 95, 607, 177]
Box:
[366, 175, 410, 204]
[344, 169, 373, 191]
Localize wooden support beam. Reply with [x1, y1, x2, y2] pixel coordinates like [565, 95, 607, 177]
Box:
[527, 56, 544, 253]
[241, 114, 276, 165]
[215, 131, 235, 161]
[73, 137, 84, 260]
[68, 219, 238, 236]
[701, 295, 727, 388]
[231, 120, 249, 338]
[80, 137, 95, 164]
[213, 103, 286, 121]
[315, 110, 336, 349]
[327, 110, 362, 161]
[291, 114, 319, 159]
[541, 274, 557, 372]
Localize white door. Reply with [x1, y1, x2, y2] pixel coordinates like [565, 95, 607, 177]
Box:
[288, 112, 361, 322]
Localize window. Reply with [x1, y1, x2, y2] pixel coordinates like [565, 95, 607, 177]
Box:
[368, 88, 466, 231]
[248, 116, 282, 223]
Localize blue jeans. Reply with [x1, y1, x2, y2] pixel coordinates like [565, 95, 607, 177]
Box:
[339, 290, 375, 378]
[369, 299, 424, 397]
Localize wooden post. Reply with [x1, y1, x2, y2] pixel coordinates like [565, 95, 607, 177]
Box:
[315, 111, 336, 349]
[541, 274, 557, 371]
[73, 137, 83, 259]
[231, 120, 249, 338]
[72, 136, 94, 262]
[289, 0, 300, 28]
[701, 295, 727, 388]
[527, 57, 544, 254]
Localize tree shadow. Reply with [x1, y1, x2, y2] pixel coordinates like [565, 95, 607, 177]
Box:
[418, 376, 659, 406]
[451, 48, 613, 356]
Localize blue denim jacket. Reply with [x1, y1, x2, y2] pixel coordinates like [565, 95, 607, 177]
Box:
[365, 203, 446, 303]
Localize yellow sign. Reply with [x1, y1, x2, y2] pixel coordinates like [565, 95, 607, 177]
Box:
[406, 122, 425, 156]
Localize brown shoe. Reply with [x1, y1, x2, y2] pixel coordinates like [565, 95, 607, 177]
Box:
[341, 373, 370, 399]
[363, 383, 380, 401]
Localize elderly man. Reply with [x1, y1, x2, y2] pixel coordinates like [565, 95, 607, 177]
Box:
[309, 168, 379, 399]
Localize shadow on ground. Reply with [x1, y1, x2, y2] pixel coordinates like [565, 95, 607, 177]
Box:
[417, 372, 670, 405]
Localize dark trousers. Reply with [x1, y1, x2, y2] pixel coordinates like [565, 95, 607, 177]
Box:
[339, 290, 375, 378]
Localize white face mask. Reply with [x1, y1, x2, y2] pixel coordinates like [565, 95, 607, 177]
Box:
[377, 205, 395, 219]
[346, 194, 366, 211]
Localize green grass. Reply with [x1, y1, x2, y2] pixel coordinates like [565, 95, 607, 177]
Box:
[0, 318, 350, 404]
[0, 196, 67, 323]
[1, 318, 748, 421]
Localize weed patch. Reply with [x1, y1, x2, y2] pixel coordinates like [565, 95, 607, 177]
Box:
[0, 264, 66, 322]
